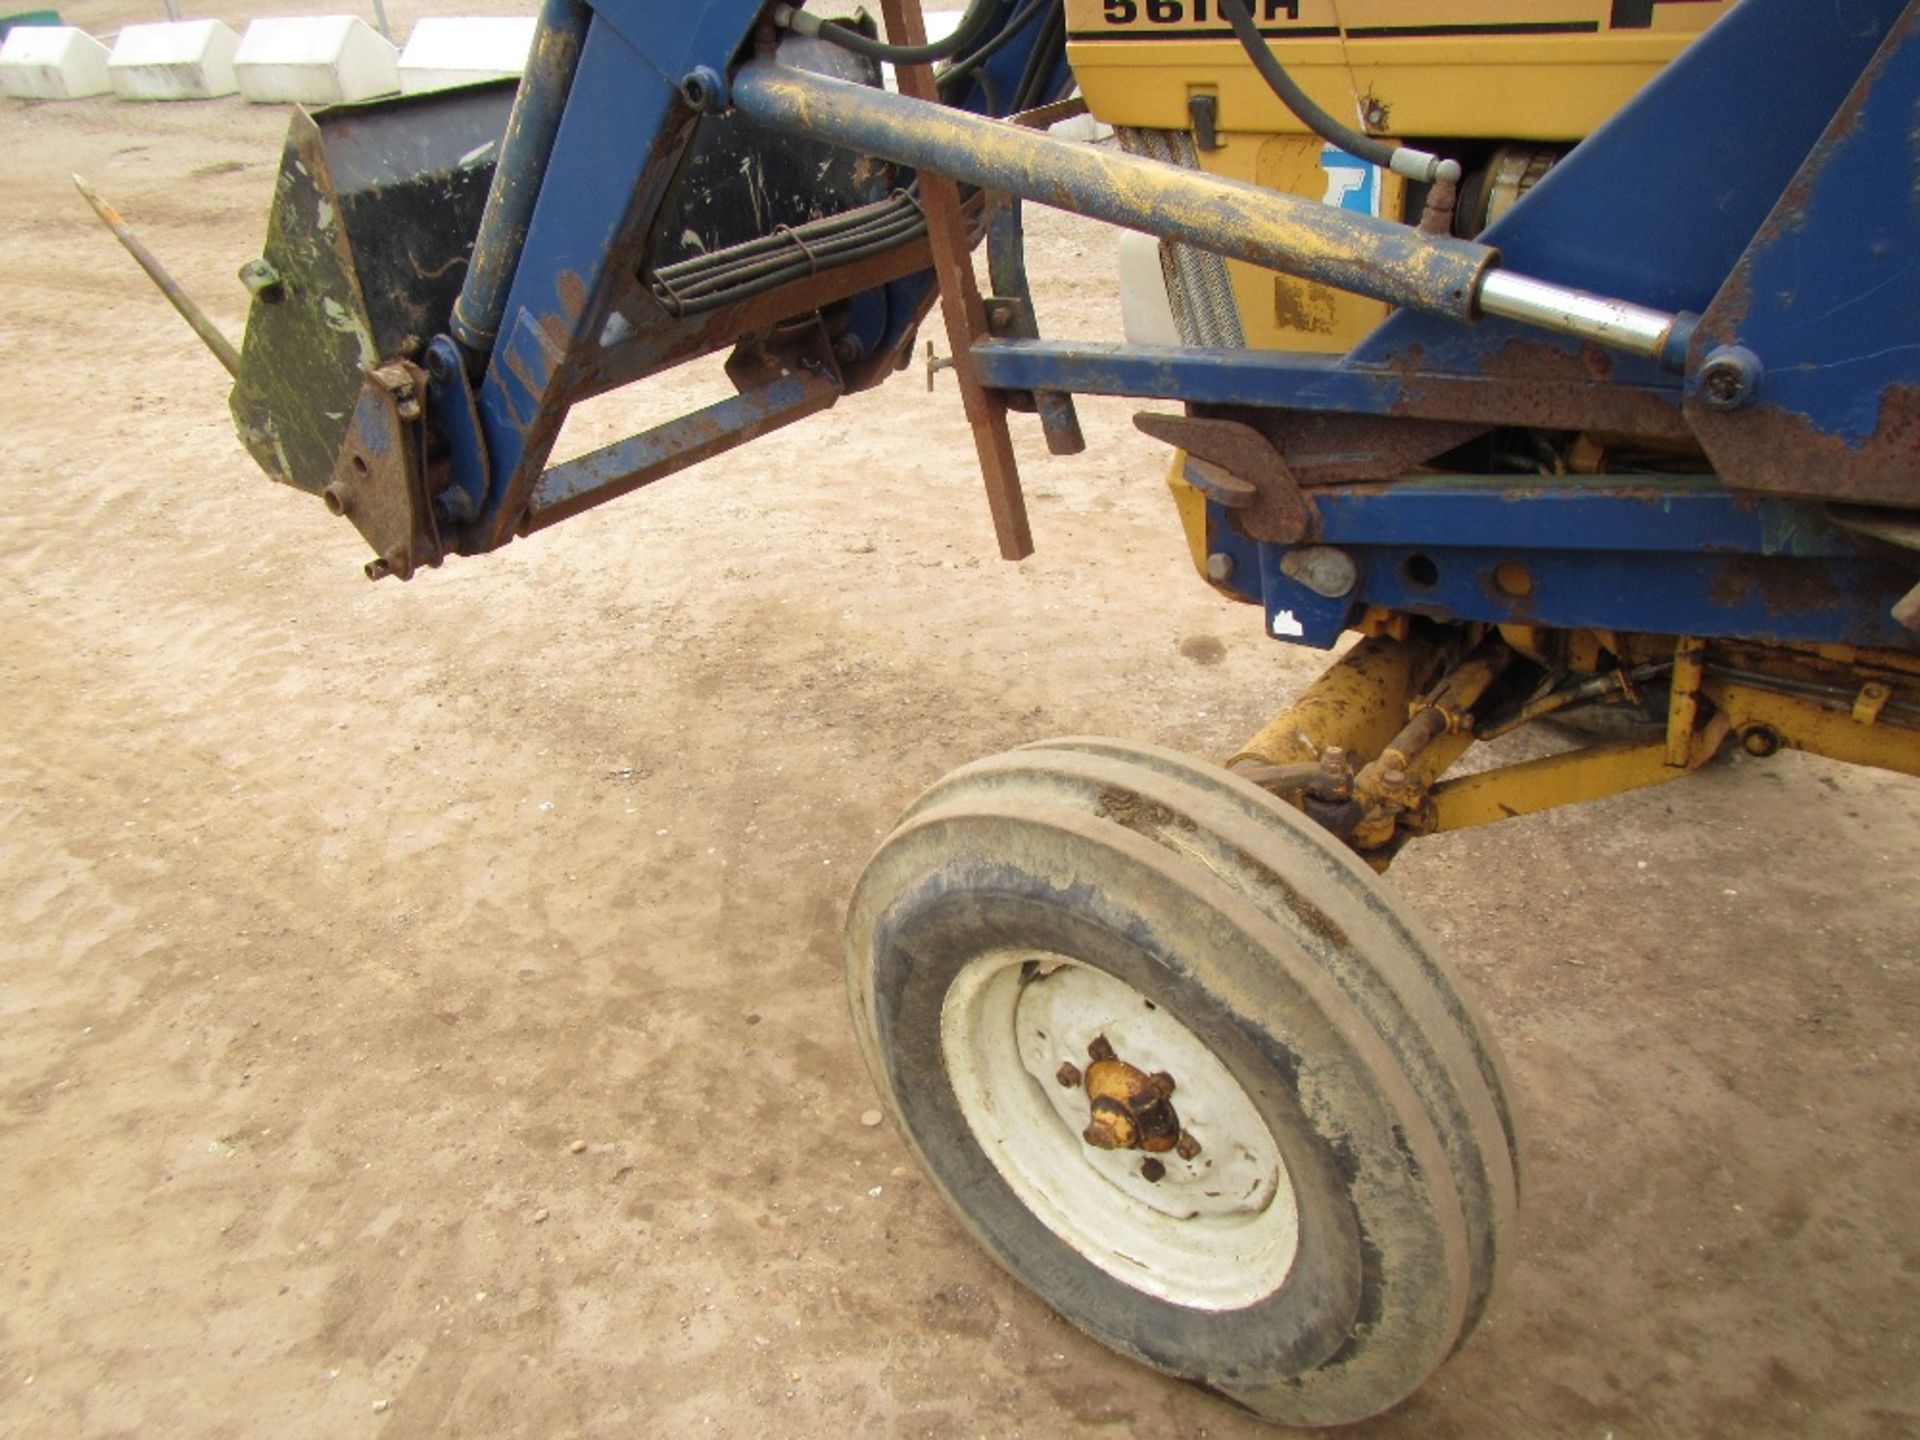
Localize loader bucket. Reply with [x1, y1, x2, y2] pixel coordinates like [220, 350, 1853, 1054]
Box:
[229, 81, 516, 496]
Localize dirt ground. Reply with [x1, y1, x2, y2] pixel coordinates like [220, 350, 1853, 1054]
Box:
[3, 11, 1919, 1437]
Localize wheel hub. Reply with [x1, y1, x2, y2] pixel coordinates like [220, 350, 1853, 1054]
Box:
[1063, 1034, 1201, 1179]
[940, 951, 1299, 1310]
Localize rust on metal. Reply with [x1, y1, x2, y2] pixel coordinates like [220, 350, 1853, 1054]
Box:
[1134, 412, 1319, 542]
[1008, 94, 1089, 130]
[1424, 715, 1733, 837]
[1210, 334, 1699, 489]
[878, 0, 1033, 561]
[1666, 641, 1712, 768]
[524, 363, 842, 532]
[1231, 631, 1441, 771]
[1681, 6, 1920, 508]
[1346, 639, 1512, 850]
[1401, 338, 1693, 438]
[73, 174, 242, 378]
[327, 360, 441, 581]
[1689, 385, 1920, 508]
[1080, 1034, 1186, 1155]
[1232, 409, 1488, 489]
[728, 59, 1497, 320]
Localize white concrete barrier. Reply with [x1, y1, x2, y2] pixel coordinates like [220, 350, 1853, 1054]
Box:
[235, 16, 398, 104]
[0, 25, 112, 100]
[108, 19, 240, 100]
[398, 16, 535, 94]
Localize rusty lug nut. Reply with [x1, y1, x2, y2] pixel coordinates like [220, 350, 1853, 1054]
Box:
[1055, 1061, 1082, 1089]
[1175, 1131, 1202, 1161]
[322, 482, 352, 517]
[1140, 1158, 1166, 1183]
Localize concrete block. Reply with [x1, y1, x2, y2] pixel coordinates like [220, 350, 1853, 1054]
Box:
[398, 16, 534, 94]
[235, 16, 398, 105]
[0, 24, 111, 99]
[108, 19, 240, 100]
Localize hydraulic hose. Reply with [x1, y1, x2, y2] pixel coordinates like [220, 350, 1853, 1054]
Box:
[1215, 0, 1459, 185]
[936, 0, 1056, 102]
[773, 0, 999, 64]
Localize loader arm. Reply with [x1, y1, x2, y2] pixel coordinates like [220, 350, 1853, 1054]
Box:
[226, 0, 1917, 595]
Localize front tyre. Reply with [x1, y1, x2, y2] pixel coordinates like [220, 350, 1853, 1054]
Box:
[846, 738, 1517, 1428]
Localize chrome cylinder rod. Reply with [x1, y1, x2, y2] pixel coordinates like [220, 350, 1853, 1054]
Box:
[1476, 270, 1681, 362]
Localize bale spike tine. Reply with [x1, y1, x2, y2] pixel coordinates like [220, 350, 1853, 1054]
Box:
[72, 173, 242, 379]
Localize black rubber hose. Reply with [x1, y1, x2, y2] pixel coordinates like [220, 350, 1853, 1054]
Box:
[666, 214, 927, 299]
[648, 194, 932, 314]
[1215, 0, 1457, 183]
[1009, 2, 1063, 110]
[937, 0, 1055, 101]
[650, 200, 909, 282]
[779, 0, 999, 65]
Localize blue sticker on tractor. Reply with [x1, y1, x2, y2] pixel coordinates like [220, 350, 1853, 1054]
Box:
[1319, 144, 1380, 217]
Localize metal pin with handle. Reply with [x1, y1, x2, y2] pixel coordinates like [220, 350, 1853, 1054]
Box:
[925, 340, 955, 392]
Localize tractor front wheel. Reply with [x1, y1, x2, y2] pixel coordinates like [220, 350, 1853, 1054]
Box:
[845, 737, 1518, 1428]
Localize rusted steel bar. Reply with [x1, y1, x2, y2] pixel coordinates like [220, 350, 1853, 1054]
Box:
[731, 60, 1691, 360]
[523, 367, 840, 532]
[732, 59, 1492, 320]
[72, 175, 241, 378]
[877, 0, 1033, 562]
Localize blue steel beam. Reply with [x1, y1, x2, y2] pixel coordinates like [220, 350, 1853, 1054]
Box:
[523, 366, 842, 531]
[1205, 476, 1920, 652]
[464, 1, 768, 551]
[966, 339, 1689, 439]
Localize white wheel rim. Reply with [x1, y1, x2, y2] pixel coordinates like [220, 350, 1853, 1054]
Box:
[940, 951, 1299, 1311]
